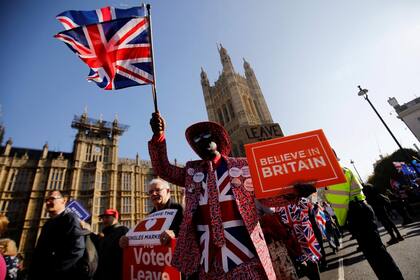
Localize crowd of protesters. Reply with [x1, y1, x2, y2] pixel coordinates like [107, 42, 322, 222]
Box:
[1, 115, 418, 280]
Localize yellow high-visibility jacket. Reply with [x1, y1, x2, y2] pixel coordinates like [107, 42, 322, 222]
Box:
[325, 167, 365, 226]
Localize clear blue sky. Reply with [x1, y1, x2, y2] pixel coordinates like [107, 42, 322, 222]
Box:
[1, 0, 420, 180]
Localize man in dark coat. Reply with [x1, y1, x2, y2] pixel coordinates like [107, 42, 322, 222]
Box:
[94, 209, 128, 280]
[29, 190, 87, 280]
[347, 199, 404, 280]
[363, 184, 404, 245]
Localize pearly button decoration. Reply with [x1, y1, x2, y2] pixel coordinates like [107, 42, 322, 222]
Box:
[241, 166, 251, 177]
[229, 167, 242, 178]
[244, 178, 254, 191]
[231, 177, 241, 187]
[193, 172, 205, 183]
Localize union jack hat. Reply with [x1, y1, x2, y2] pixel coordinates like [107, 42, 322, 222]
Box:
[185, 121, 232, 157]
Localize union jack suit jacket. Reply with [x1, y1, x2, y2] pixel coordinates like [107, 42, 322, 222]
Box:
[149, 139, 295, 279]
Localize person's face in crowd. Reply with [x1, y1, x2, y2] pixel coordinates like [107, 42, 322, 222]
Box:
[101, 215, 116, 228]
[193, 131, 220, 160]
[148, 182, 170, 209]
[45, 191, 66, 217]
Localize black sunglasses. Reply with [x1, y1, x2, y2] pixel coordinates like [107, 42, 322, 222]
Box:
[193, 132, 212, 143]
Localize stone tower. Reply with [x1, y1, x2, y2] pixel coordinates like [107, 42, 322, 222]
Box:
[70, 112, 125, 206]
[201, 45, 283, 156]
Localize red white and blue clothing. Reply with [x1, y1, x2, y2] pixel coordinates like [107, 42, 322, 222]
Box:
[273, 198, 322, 263]
[194, 159, 257, 273]
[148, 135, 298, 279]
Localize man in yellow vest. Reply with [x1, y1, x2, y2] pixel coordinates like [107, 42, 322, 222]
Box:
[325, 157, 404, 280]
[325, 167, 365, 227]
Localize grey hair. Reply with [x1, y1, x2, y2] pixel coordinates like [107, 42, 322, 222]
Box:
[148, 178, 170, 190]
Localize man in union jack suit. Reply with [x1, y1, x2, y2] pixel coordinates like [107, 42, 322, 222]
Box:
[148, 113, 315, 280]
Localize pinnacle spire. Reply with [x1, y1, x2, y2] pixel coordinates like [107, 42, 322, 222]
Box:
[200, 67, 209, 86]
[218, 43, 234, 73]
[201, 66, 207, 77]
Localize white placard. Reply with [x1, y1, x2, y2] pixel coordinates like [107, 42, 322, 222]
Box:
[126, 209, 177, 246]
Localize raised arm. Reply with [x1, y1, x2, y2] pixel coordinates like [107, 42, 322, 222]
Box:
[148, 112, 186, 187]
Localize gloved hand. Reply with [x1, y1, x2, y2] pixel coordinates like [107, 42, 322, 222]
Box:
[119, 236, 129, 248]
[294, 183, 316, 198]
[150, 112, 165, 136]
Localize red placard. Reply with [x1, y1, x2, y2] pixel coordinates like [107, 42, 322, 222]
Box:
[123, 239, 181, 280]
[245, 129, 345, 199]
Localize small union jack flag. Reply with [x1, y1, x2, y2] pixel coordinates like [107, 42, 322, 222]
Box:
[275, 199, 322, 262]
[55, 6, 153, 90]
[314, 207, 327, 237]
[277, 204, 301, 225]
[294, 221, 322, 262]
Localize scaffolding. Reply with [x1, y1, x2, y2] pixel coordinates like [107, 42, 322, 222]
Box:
[71, 114, 129, 137]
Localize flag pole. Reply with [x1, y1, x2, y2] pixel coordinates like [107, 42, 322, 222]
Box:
[146, 3, 159, 113]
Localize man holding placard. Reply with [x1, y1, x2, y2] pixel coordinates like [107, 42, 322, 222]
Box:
[121, 179, 183, 280]
[120, 179, 183, 247]
[148, 113, 314, 280]
[147, 178, 183, 245]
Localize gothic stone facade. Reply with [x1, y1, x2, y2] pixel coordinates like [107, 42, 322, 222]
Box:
[201, 45, 283, 157]
[0, 113, 183, 258]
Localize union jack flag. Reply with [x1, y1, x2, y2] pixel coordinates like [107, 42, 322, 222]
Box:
[277, 204, 302, 225]
[55, 6, 153, 90]
[196, 160, 256, 273]
[314, 207, 327, 237]
[275, 199, 321, 262]
[294, 221, 322, 262]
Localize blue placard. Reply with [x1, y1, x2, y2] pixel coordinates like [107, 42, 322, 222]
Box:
[66, 200, 91, 221]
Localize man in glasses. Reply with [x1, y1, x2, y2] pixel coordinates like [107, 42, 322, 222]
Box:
[148, 178, 184, 245]
[119, 178, 183, 248]
[29, 190, 87, 280]
[148, 113, 314, 280]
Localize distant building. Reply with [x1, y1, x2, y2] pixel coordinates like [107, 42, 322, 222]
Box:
[0, 112, 183, 260]
[388, 97, 420, 142]
[201, 45, 284, 156]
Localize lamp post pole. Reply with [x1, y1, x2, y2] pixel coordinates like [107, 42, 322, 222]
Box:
[350, 159, 363, 184]
[357, 86, 405, 151]
[357, 86, 419, 176]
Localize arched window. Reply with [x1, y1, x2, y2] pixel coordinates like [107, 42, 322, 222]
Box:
[228, 100, 235, 118]
[223, 105, 230, 123]
[253, 100, 263, 120]
[217, 108, 225, 125]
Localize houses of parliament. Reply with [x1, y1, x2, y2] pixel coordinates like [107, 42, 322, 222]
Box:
[0, 45, 283, 258]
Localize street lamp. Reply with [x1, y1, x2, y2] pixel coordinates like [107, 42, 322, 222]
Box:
[357, 86, 419, 175]
[357, 86, 405, 151]
[350, 159, 363, 184]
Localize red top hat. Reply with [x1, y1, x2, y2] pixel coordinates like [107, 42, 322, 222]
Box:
[185, 121, 232, 157]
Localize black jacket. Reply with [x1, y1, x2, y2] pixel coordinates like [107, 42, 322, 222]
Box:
[93, 224, 128, 280]
[29, 209, 87, 280]
[150, 199, 183, 236]
[364, 187, 391, 218]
